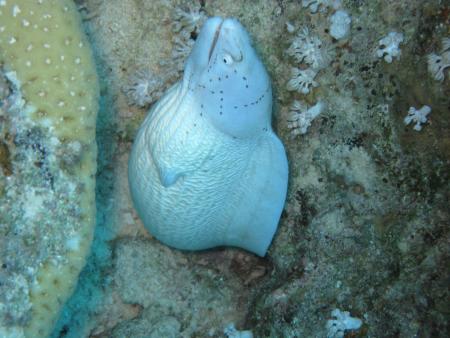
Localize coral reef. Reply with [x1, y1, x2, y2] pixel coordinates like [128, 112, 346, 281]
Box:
[2, 0, 444, 337]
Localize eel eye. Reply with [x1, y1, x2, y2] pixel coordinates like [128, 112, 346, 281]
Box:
[222, 53, 233, 65]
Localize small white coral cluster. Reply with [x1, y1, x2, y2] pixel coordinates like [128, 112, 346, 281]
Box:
[287, 67, 318, 94]
[404, 105, 431, 131]
[329, 10, 351, 40]
[171, 5, 205, 36]
[286, 27, 332, 94]
[287, 27, 330, 68]
[285, 15, 335, 136]
[427, 37, 450, 81]
[123, 5, 206, 107]
[326, 309, 362, 338]
[287, 100, 325, 136]
[123, 69, 165, 107]
[376, 31, 404, 63]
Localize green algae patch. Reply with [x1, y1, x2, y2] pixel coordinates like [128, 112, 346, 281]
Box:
[0, 1, 99, 337]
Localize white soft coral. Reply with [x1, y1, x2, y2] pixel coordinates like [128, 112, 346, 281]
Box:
[427, 37, 450, 81]
[287, 100, 324, 136]
[287, 27, 331, 69]
[376, 31, 404, 63]
[326, 309, 362, 338]
[287, 68, 319, 94]
[123, 69, 165, 107]
[329, 10, 351, 40]
[171, 4, 206, 35]
[404, 105, 431, 131]
[169, 5, 206, 72]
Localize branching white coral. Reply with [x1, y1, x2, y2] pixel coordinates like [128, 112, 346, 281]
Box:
[376, 31, 404, 63]
[287, 27, 331, 69]
[123, 69, 165, 107]
[326, 309, 362, 338]
[287, 100, 324, 136]
[224, 323, 253, 338]
[286, 26, 334, 96]
[287, 68, 319, 94]
[427, 37, 450, 81]
[404, 105, 431, 131]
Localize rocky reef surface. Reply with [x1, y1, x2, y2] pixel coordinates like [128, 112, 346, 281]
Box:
[2, 0, 448, 337]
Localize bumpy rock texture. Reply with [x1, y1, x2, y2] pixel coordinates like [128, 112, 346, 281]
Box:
[21, 0, 447, 337]
[0, 0, 98, 337]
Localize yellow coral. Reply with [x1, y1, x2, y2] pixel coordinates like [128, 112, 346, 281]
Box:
[0, 0, 98, 337]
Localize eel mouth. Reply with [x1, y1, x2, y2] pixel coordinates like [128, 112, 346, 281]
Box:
[208, 19, 224, 62]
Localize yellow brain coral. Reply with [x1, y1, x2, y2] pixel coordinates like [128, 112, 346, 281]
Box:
[0, 0, 98, 337]
[0, 0, 98, 141]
